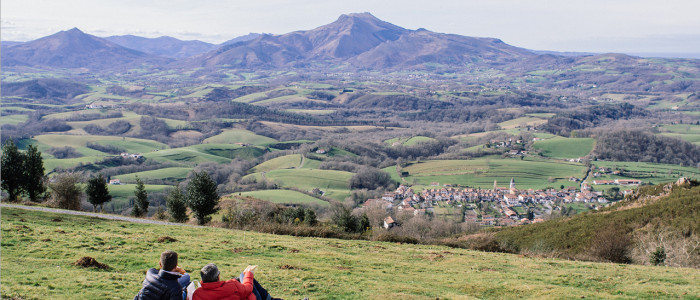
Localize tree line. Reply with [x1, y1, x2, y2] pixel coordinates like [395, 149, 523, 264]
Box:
[594, 130, 700, 167]
[1, 140, 221, 225]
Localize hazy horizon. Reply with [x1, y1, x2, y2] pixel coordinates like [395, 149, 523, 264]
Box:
[2, 0, 700, 58]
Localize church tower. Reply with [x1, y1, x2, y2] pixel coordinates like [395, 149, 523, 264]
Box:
[509, 177, 516, 194]
[493, 180, 497, 191]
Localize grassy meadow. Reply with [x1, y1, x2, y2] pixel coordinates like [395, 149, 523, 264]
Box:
[0, 114, 29, 125]
[252, 154, 303, 173]
[113, 167, 192, 183]
[591, 161, 700, 187]
[385, 136, 436, 146]
[2, 208, 699, 299]
[233, 190, 330, 207]
[261, 169, 353, 201]
[497, 116, 548, 129]
[657, 124, 700, 145]
[532, 137, 596, 158]
[142, 147, 232, 165]
[203, 128, 277, 145]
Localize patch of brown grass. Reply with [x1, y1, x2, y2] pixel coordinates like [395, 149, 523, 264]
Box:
[157, 236, 177, 243]
[279, 264, 300, 270]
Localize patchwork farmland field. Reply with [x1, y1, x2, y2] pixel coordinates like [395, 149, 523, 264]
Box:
[400, 158, 586, 190]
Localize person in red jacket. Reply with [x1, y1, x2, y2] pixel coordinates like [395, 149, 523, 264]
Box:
[193, 264, 275, 300]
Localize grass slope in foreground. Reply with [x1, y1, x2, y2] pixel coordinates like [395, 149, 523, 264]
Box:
[2, 208, 699, 299]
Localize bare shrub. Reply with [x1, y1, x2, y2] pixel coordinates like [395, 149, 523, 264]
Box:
[631, 226, 700, 268]
[46, 146, 82, 159]
[590, 229, 632, 263]
[457, 232, 505, 253]
[47, 173, 83, 210]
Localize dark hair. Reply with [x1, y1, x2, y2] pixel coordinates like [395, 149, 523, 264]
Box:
[200, 263, 220, 283]
[160, 250, 178, 271]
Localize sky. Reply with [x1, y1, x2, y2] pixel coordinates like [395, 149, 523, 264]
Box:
[2, 0, 700, 56]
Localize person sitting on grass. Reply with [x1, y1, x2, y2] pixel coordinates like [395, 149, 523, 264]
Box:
[192, 263, 277, 300]
[134, 250, 191, 300]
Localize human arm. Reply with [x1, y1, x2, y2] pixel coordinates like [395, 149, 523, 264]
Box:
[238, 265, 257, 296]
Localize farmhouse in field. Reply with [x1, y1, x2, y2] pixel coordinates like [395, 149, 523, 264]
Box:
[120, 152, 143, 159]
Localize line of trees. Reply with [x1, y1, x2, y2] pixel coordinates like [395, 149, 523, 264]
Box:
[594, 130, 700, 167]
[1, 141, 220, 223]
[1, 140, 45, 202]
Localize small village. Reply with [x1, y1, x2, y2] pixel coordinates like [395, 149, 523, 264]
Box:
[364, 177, 643, 228]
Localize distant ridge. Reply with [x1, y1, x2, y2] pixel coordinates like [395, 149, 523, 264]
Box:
[105, 35, 216, 58]
[220, 33, 262, 46]
[1, 28, 169, 69]
[531, 50, 598, 57]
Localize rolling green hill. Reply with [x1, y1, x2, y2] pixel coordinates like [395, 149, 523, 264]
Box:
[142, 146, 233, 165]
[32, 135, 167, 154]
[203, 128, 277, 145]
[113, 167, 192, 183]
[251, 154, 302, 173]
[2, 207, 698, 299]
[261, 169, 353, 201]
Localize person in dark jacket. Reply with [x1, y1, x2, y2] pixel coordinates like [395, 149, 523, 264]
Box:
[134, 250, 190, 300]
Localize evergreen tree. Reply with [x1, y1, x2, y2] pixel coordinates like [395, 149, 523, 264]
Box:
[86, 174, 111, 212]
[650, 247, 666, 266]
[132, 176, 148, 217]
[166, 184, 188, 223]
[304, 208, 317, 226]
[359, 213, 371, 233]
[527, 209, 535, 221]
[23, 144, 45, 202]
[186, 171, 219, 225]
[1, 140, 25, 202]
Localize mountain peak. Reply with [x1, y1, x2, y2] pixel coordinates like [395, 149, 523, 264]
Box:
[1, 27, 164, 69]
[340, 12, 378, 20]
[65, 27, 85, 34]
[333, 12, 389, 27]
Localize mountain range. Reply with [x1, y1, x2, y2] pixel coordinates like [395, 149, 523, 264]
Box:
[1, 28, 171, 69]
[2, 13, 696, 72]
[0, 13, 538, 70]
